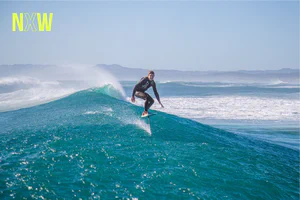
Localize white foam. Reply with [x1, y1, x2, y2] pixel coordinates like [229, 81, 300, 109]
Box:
[116, 112, 151, 135]
[268, 80, 287, 85]
[131, 119, 151, 135]
[0, 76, 60, 89]
[0, 86, 76, 112]
[262, 85, 300, 89]
[159, 80, 172, 84]
[149, 96, 300, 122]
[84, 111, 101, 115]
[0, 76, 40, 86]
[180, 82, 238, 88]
[84, 107, 113, 115]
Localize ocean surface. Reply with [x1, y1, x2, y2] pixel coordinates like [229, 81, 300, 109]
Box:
[122, 81, 300, 150]
[0, 77, 299, 199]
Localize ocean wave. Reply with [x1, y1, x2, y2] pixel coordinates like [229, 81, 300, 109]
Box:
[0, 76, 41, 86]
[0, 89, 298, 199]
[0, 83, 125, 112]
[267, 80, 288, 85]
[0, 76, 61, 93]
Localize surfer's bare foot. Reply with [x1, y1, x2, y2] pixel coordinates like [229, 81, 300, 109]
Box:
[142, 111, 148, 116]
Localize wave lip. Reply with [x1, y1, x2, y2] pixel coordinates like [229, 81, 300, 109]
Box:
[0, 65, 126, 112]
[0, 87, 76, 113]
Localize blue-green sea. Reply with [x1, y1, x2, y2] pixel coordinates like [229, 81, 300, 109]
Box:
[0, 84, 299, 199]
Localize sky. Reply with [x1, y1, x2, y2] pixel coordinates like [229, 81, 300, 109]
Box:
[0, 1, 299, 71]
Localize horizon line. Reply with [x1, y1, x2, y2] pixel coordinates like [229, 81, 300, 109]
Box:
[0, 63, 298, 73]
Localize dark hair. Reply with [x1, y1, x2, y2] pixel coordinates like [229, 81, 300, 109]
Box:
[148, 70, 155, 75]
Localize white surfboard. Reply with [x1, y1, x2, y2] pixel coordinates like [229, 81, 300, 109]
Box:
[141, 113, 157, 118]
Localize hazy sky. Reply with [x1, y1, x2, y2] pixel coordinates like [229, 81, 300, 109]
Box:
[0, 1, 299, 71]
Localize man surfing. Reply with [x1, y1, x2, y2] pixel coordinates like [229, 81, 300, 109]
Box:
[131, 70, 164, 117]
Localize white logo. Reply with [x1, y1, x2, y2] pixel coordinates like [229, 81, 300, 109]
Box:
[142, 81, 149, 89]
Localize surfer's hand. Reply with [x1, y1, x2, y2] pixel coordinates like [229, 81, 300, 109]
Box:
[131, 96, 135, 103]
[159, 102, 164, 108]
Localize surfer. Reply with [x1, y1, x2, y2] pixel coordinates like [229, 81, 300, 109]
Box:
[131, 70, 164, 117]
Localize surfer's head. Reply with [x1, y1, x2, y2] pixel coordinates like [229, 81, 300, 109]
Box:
[148, 70, 155, 81]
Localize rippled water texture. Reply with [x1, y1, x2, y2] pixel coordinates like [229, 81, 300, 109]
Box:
[0, 88, 299, 199]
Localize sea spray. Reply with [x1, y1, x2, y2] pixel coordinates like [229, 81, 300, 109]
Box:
[0, 64, 125, 112]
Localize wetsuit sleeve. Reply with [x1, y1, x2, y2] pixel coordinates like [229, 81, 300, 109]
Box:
[132, 77, 146, 97]
[152, 81, 160, 102]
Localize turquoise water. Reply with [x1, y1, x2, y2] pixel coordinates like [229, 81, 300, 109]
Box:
[0, 87, 299, 199]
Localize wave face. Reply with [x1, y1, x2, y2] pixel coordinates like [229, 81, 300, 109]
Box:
[0, 88, 299, 199]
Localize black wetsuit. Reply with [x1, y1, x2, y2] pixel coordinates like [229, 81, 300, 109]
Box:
[132, 77, 160, 111]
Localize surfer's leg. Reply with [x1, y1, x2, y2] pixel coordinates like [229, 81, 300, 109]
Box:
[135, 91, 147, 100]
[134, 92, 154, 112]
[134, 91, 148, 111]
[145, 93, 154, 111]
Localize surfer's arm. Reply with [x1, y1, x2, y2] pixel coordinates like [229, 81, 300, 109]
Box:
[132, 85, 138, 97]
[152, 82, 164, 108]
[152, 82, 160, 102]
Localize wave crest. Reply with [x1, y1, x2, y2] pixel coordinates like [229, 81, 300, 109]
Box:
[0, 65, 126, 112]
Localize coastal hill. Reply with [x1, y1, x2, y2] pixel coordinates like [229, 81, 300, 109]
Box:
[0, 64, 299, 84]
[96, 64, 299, 83]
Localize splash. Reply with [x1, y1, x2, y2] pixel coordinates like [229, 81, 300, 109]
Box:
[0, 64, 125, 112]
[128, 118, 151, 135]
